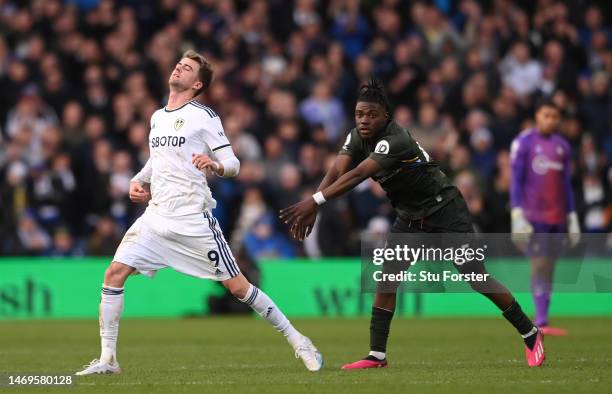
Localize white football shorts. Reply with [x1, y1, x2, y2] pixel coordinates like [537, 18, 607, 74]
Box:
[113, 208, 240, 281]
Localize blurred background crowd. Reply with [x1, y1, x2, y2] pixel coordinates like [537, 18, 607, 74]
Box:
[0, 0, 610, 262]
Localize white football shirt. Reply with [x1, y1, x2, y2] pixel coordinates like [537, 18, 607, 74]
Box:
[132, 99, 232, 217]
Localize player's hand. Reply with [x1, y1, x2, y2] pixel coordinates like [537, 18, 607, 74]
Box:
[511, 207, 533, 249]
[279, 199, 318, 242]
[129, 181, 151, 203]
[192, 153, 222, 175]
[290, 210, 317, 241]
[567, 211, 581, 247]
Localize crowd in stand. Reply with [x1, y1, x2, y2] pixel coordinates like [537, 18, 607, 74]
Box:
[0, 0, 610, 261]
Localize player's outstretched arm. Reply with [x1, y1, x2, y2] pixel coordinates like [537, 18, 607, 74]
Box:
[316, 154, 354, 193]
[280, 157, 381, 241]
[282, 154, 353, 238]
[317, 157, 381, 201]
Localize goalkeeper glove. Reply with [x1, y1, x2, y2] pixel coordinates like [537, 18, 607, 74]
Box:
[511, 207, 533, 248]
[567, 211, 580, 247]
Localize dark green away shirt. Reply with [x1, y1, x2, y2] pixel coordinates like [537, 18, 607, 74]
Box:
[339, 120, 459, 220]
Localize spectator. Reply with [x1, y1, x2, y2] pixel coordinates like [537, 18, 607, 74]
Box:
[108, 150, 133, 228]
[499, 41, 543, 98]
[360, 216, 391, 250]
[329, 0, 370, 61]
[0, 0, 609, 255]
[262, 135, 290, 186]
[410, 102, 447, 154]
[454, 170, 490, 232]
[224, 115, 261, 161]
[1, 157, 29, 252]
[87, 216, 122, 256]
[243, 213, 295, 261]
[16, 213, 52, 255]
[580, 6, 612, 53]
[61, 101, 86, 149]
[271, 163, 303, 211]
[580, 72, 612, 147]
[484, 150, 512, 233]
[231, 187, 267, 252]
[299, 79, 346, 143]
[5, 94, 58, 166]
[47, 226, 83, 257]
[465, 109, 496, 179]
[298, 143, 325, 189]
[490, 96, 520, 151]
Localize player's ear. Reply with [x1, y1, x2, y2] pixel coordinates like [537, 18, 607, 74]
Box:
[193, 81, 203, 92]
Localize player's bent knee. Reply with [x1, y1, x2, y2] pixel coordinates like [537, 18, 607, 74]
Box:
[228, 282, 250, 300]
[104, 262, 134, 287]
[222, 274, 250, 300]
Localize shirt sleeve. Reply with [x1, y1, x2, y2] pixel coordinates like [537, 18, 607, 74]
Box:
[368, 134, 413, 170]
[510, 136, 528, 208]
[131, 158, 152, 184]
[338, 129, 364, 159]
[212, 145, 240, 178]
[203, 116, 232, 153]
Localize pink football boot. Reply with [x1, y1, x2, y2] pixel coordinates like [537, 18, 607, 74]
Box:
[525, 329, 546, 367]
[341, 356, 388, 370]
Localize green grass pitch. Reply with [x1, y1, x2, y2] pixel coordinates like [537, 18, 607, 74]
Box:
[1, 317, 610, 393]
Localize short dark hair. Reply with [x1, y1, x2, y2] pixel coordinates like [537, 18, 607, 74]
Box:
[535, 97, 559, 113]
[182, 50, 214, 97]
[357, 77, 391, 113]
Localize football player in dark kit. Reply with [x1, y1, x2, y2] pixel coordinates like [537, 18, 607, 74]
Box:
[280, 79, 545, 369]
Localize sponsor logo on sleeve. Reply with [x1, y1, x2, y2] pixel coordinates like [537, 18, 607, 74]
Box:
[342, 133, 351, 150]
[375, 140, 389, 154]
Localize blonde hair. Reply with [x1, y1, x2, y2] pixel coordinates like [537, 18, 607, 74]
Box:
[182, 50, 213, 97]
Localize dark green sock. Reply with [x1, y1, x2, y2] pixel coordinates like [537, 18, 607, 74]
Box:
[370, 307, 394, 353]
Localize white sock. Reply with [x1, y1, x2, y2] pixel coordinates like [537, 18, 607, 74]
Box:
[369, 351, 386, 360]
[99, 285, 124, 364]
[521, 326, 538, 338]
[239, 284, 302, 347]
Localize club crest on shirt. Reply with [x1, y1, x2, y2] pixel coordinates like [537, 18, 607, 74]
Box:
[174, 118, 185, 131]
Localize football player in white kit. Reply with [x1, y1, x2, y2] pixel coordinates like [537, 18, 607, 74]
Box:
[76, 50, 323, 375]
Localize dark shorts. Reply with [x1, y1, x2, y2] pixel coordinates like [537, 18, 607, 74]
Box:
[391, 196, 474, 234]
[527, 221, 568, 259]
[378, 197, 489, 293]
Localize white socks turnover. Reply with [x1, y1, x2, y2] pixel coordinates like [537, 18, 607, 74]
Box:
[369, 351, 386, 360]
[99, 285, 124, 364]
[239, 284, 302, 347]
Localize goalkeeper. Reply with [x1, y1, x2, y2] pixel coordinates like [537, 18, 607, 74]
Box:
[510, 99, 580, 337]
